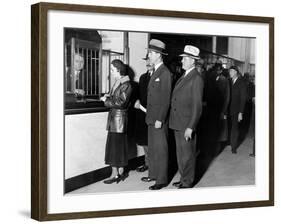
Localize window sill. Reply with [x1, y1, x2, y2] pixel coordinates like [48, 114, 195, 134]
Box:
[65, 98, 109, 115]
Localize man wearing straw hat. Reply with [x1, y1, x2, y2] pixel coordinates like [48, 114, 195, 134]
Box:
[169, 45, 204, 189]
[141, 39, 172, 190]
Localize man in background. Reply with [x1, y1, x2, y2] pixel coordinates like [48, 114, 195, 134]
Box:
[134, 54, 154, 173]
[65, 53, 85, 96]
[228, 65, 247, 154]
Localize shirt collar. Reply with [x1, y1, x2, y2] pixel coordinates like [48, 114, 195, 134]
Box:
[232, 76, 238, 84]
[110, 75, 130, 94]
[154, 62, 163, 72]
[184, 66, 195, 77]
[120, 75, 130, 84]
[148, 70, 154, 76]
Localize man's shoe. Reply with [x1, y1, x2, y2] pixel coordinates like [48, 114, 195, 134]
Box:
[149, 184, 167, 190]
[232, 149, 237, 154]
[141, 177, 155, 182]
[172, 181, 181, 187]
[177, 183, 193, 189]
[136, 165, 148, 172]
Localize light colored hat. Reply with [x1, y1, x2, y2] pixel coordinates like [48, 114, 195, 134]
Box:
[179, 45, 200, 60]
[147, 39, 168, 55]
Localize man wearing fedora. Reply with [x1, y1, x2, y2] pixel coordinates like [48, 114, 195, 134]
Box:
[142, 39, 172, 190]
[169, 45, 204, 189]
[134, 54, 154, 173]
[228, 65, 247, 154]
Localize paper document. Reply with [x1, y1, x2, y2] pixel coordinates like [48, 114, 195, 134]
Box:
[140, 104, 147, 113]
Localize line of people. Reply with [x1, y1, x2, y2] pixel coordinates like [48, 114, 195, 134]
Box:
[100, 39, 249, 190]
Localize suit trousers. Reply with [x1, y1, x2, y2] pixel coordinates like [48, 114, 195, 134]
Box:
[137, 145, 149, 167]
[229, 113, 239, 151]
[148, 123, 168, 185]
[174, 130, 196, 187]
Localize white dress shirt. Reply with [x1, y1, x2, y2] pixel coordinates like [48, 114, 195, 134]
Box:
[184, 66, 195, 77]
[154, 62, 163, 73]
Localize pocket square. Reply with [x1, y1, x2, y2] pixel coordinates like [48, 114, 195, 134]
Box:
[155, 78, 160, 82]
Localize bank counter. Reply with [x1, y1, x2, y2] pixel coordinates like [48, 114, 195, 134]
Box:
[64, 99, 142, 193]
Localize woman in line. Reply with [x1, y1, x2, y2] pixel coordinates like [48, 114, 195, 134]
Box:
[100, 59, 132, 184]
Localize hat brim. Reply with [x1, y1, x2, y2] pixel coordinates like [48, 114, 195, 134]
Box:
[146, 47, 168, 55]
[179, 53, 200, 60]
[229, 67, 239, 73]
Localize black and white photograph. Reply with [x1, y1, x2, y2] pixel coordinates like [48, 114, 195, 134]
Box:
[64, 28, 256, 194]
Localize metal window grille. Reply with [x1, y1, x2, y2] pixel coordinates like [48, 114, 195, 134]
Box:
[65, 37, 102, 98]
[65, 38, 124, 99]
[101, 50, 124, 94]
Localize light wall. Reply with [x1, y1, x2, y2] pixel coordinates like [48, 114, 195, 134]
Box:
[65, 111, 145, 179]
[99, 31, 124, 93]
[128, 32, 148, 81]
[65, 112, 108, 179]
[228, 37, 256, 73]
[100, 31, 148, 93]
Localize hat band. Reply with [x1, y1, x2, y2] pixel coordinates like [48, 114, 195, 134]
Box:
[148, 45, 165, 53]
[181, 52, 199, 58]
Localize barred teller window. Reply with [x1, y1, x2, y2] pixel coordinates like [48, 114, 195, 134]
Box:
[64, 29, 124, 114]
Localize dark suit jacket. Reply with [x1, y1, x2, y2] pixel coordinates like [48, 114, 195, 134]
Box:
[169, 68, 204, 131]
[146, 64, 172, 125]
[65, 68, 84, 92]
[216, 75, 230, 116]
[229, 76, 247, 116]
[138, 72, 151, 107]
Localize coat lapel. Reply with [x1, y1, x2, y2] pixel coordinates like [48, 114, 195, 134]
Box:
[232, 77, 241, 90]
[148, 64, 164, 89]
[173, 68, 196, 93]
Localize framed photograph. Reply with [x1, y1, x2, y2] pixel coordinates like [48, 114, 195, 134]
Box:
[31, 2, 274, 221]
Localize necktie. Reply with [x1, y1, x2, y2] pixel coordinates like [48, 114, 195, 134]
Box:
[150, 68, 155, 76]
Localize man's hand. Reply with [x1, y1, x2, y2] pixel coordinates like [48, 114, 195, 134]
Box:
[100, 96, 106, 102]
[184, 128, 193, 141]
[134, 99, 140, 109]
[154, 120, 162, 129]
[74, 89, 85, 96]
[238, 113, 243, 122]
[220, 113, 227, 120]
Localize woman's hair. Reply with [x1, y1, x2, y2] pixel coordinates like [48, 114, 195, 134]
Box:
[111, 59, 126, 76]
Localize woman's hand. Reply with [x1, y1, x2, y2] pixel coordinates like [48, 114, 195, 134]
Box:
[74, 89, 85, 96]
[100, 93, 110, 102]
